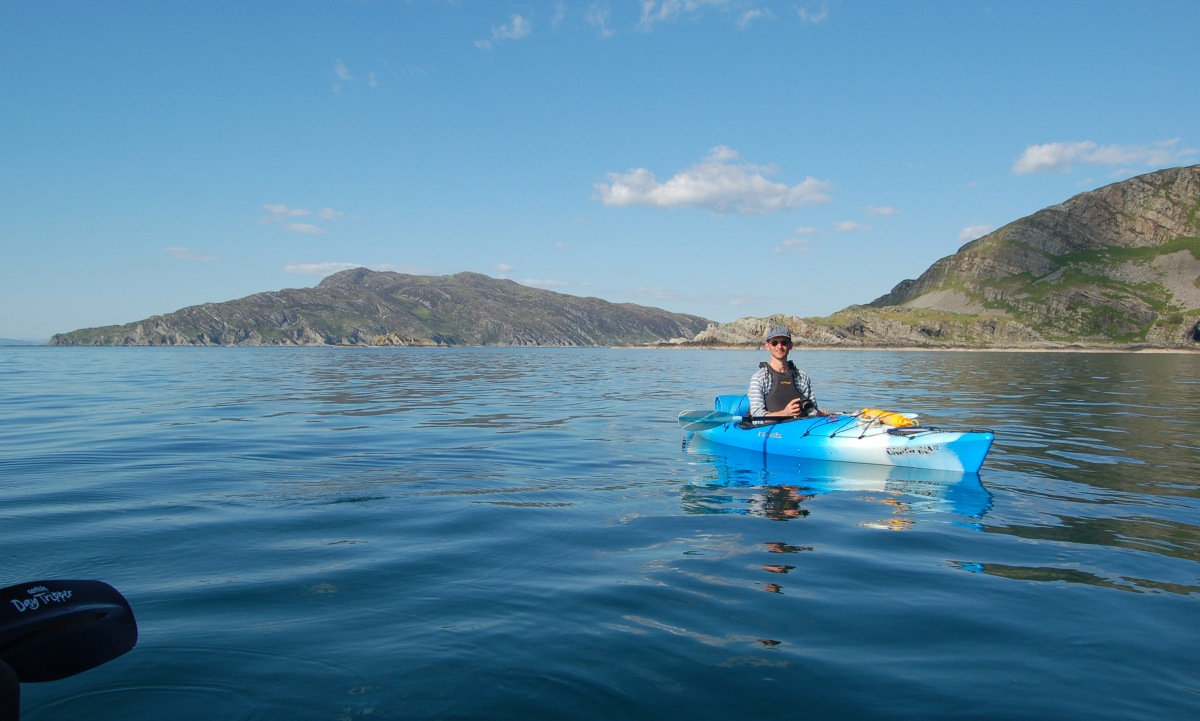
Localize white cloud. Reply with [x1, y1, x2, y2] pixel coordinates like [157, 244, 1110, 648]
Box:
[261, 204, 311, 223]
[834, 220, 867, 233]
[166, 246, 220, 262]
[958, 224, 992, 242]
[637, 0, 734, 31]
[282, 262, 361, 275]
[773, 238, 814, 254]
[586, 3, 616, 38]
[478, 13, 533, 49]
[1013, 138, 1197, 174]
[261, 204, 347, 233]
[281, 262, 434, 277]
[333, 59, 380, 91]
[498, 13, 532, 39]
[773, 226, 819, 254]
[737, 8, 773, 28]
[521, 278, 571, 288]
[286, 223, 324, 235]
[797, 2, 832, 24]
[595, 146, 833, 215]
[866, 205, 899, 216]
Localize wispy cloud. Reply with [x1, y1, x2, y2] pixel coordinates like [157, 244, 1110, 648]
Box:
[493, 263, 574, 289]
[585, 3, 616, 38]
[1013, 138, 1197, 175]
[333, 59, 380, 93]
[520, 278, 572, 289]
[773, 226, 819, 254]
[834, 220, 867, 233]
[636, 0, 736, 31]
[595, 146, 833, 215]
[282, 262, 362, 275]
[166, 246, 220, 262]
[477, 13, 533, 50]
[282, 262, 434, 277]
[286, 223, 324, 235]
[958, 225, 992, 242]
[737, 8, 773, 28]
[261, 204, 347, 234]
[261, 204, 311, 222]
[866, 205, 900, 216]
[797, 2, 832, 24]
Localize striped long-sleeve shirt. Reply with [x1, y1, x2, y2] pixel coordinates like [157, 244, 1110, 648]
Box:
[748, 362, 814, 418]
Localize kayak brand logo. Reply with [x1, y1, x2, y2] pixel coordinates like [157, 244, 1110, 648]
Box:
[756, 431, 784, 439]
[9, 585, 74, 613]
[886, 445, 938, 456]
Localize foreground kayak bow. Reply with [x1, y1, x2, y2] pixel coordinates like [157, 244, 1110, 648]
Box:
[1, 579, 138, 720]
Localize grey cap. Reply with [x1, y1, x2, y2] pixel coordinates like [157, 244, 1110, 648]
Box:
[764, 325, 792, 341]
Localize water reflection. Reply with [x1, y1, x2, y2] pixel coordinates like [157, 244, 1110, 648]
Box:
[952, 560, 1200, 595]
[680, 434, 993, 524]
[809, 352, 1199, 486]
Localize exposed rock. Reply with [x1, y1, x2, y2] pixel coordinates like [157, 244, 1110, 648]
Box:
[682, 164, 1200, 350]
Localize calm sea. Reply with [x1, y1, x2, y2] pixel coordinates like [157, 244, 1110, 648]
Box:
[2, 347, 1197, 720]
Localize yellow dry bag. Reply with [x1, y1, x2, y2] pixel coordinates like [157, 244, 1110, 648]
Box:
[859, 408, 919, 428]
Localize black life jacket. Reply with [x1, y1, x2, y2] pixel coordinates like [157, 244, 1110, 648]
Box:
[761, 361, 808, 413]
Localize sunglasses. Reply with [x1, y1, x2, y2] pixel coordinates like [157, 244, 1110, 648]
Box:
[768, 339, 792, 347]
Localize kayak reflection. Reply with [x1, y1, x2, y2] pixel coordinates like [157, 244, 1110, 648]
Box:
[682, 434, 993, 525]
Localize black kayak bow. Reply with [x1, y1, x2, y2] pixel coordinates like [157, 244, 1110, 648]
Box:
[1, 579, 138, 720]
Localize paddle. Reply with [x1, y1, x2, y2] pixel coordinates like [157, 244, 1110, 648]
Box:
[678, 408, 917, 432]
[678, 409, 774, 431]
[0, 579, 138, 684]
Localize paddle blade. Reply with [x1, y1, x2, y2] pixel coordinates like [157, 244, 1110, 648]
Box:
[678, 409, 740, 432]
[0, 580, 138, 683]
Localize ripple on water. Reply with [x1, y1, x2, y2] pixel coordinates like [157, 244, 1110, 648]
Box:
[23, 646, 375, 720]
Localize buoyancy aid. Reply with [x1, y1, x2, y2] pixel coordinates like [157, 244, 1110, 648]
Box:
[762, 361, 811, 413]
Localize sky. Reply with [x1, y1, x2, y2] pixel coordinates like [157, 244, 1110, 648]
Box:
[3, 1, 1198, 340]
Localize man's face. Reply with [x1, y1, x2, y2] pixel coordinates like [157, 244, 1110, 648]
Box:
[766, 336, 791, 360]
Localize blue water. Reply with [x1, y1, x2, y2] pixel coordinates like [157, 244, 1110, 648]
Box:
[2, 348, 1197, 720]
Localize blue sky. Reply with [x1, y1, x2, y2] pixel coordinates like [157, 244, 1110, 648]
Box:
[3, 1, 1197, 340]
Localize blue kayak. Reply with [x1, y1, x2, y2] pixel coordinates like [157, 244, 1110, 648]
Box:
[679, 394, 995, 473]
[683, 433, 993, 522]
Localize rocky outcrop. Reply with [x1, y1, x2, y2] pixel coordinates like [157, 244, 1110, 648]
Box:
[864, 165, 1200, 346]
[49, 270, 712, 347]
[683, 165, 1200, 349]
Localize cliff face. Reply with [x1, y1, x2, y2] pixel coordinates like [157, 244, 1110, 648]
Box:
[688, 165, 1200, 349]
[49, 270, 712, 347]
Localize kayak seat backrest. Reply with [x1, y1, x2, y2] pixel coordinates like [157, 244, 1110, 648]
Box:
[714, 394, 750, 416]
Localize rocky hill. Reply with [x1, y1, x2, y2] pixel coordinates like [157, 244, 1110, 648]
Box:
[49, 269, 712, 347]
[685, 165, 1200, 349]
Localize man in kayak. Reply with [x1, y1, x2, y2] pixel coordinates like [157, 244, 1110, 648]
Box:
[748, 325, 827, 419]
